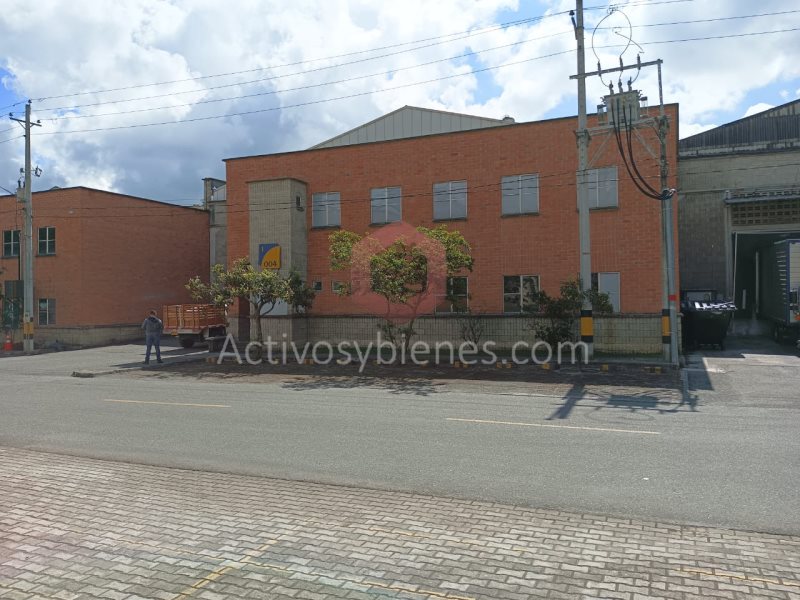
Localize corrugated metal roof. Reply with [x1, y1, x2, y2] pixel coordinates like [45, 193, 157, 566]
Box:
[679, 99, 800, 157]
[310, 105, 515, 149]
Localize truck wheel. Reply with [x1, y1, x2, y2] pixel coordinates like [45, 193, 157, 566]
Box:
[179, 336, 195, 349]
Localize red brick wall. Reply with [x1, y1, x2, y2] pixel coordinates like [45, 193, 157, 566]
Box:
[0, 187, 209, 328]
[225, 108, 679, 316]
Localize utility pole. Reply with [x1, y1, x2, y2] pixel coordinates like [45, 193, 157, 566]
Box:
[569, 5, 679, 367]
[10, 101, 41, 354]
[657, 63, 679, 368]
[573, 0, 594, 360]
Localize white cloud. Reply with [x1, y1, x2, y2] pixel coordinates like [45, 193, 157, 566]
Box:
[0, 0, 798, 200]
[743, 102, 775, 118]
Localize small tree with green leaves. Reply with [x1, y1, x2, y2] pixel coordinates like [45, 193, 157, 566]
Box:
[329, 225, 473, 351]
[186, 257, 315, 343]
[526, 278, 612, 349]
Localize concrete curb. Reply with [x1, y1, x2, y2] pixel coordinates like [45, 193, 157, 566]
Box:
[70, 354, 209, 378]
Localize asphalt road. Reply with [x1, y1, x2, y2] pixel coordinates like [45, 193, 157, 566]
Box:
[1, 339, 798, 535]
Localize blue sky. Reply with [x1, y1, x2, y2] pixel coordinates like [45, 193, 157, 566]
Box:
[1, 0, 799, 202]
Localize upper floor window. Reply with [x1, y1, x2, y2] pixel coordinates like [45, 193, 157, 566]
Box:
[38, 227, 56, 256]
[582, 166, 618, 209]
[2, 230, 20, 258]
[433, 180, 467, 220]
[312, 192, 341, 228]
[501, 174, 539, 215]
[371, 186, 402, 224]
[503, 275, 539, 313]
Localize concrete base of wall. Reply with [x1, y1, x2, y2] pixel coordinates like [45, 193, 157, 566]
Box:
[32, 324, 143, 348]
[240, 314, 664, 355]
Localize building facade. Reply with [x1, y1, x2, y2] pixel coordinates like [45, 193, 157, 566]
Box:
[0, 186, 209, 347]
[222, 106, 679, 353]
[678, 99, 800, 335]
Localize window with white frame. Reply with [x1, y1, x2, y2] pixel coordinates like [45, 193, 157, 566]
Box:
[38, 226, 56, 255]
[370, 186, 402, 224]
[311, 192, 341, 227]
[503, 275, 539, 313]
[581, 166, 618, 209]
[2, 229, 20, 258]
[433, 180, 467, 220]
[501, 174, 539, 215]
[38, 298, 56, 325]
[592, 272, 621, 313]
[437, 276, 469, 314]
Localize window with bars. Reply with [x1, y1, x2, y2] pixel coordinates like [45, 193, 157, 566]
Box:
[503, 275, 539, 313]
[38, 226, 56, 255]
[311, 192, 341, 227]
[370, 186, 402, 224]
[501, 174, 539, 215]
[433, 180, 467, 220]
[2, 230, 20, 258]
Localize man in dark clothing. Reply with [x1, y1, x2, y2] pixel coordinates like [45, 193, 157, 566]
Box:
[142, 310, 164, 365]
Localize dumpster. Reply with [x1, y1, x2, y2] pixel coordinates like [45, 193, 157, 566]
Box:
[681, 290, 736, 350]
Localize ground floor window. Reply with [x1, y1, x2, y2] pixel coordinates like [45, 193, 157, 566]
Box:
[436, 276, 469, 313]
[503, 275, 539, 313]
[38, 298, 56, 325]
[592, 272, 620, 312]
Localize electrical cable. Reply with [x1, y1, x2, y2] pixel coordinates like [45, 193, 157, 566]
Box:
[24, 0, 692, 105]
[37, 30, 574, 122]
[25, 25, 800, 137]
[624, 103, 662, 197]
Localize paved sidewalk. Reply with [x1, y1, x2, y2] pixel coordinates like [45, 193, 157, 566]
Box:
[1, 448, 798, 600]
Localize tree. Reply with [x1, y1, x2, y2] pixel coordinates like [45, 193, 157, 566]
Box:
[525, 278, 612, 349]
[329, 225, 473, 350]
[186, 257, 315, 343]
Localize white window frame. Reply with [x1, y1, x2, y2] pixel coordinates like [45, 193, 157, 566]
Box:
[503, 275, 540, 313]
[501, 174, 540, 215]
[38, 298, 56, 325]
[311, 192, 341, 227]
[38, 226, 56, 256]
[592, 271, 621, 313]
[2, 229, 20, 258]
[584, 166, 618, 209]
[370, 186, 402, 224]
[433, 180, 468, 220]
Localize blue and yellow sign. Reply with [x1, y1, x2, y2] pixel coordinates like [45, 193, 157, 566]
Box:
[258, 243, 281, 270]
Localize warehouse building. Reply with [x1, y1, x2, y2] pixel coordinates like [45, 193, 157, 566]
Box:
[221, 105, 680, 353]
[0, 186, 209, 347]
[678, 99, 800, 336]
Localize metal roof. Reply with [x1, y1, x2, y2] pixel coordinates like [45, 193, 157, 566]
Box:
[310, 105, 515, 149]
[679, 99, 800, 157]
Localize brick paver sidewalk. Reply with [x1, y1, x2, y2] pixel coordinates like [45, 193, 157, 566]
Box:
[0, 447, 797, 600]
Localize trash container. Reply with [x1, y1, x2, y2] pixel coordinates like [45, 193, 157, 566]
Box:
[681, 290, 736, 350]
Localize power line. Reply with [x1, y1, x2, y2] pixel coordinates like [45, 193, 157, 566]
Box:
[7, 156, 800, 222]
[27, 0, 690, 106]
[39, 30, 574, 122]
[0, 135, 23, 145]
[31, 26, 800, 138]
[39, 10, 791, 123]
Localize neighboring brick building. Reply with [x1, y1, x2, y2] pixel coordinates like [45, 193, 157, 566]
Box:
[222, 105, 679, 353]
[0, 186, 209, 347]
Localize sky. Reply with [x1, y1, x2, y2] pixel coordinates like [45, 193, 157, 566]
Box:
[0, 0, 798, 204]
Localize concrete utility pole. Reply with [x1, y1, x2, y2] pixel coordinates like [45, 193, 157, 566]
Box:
[657, 63, 679, 368]
[573, 0, 594, 359]
[10, 101, 41, 353]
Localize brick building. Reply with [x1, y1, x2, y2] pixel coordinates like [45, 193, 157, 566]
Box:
[0, 186, 209, 347]
[222, 106, 679, 353]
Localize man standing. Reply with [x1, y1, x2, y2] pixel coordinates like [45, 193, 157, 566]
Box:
[141, 309, 163, 365]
